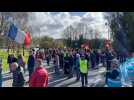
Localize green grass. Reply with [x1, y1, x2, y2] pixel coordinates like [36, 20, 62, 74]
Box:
[0, 49, 29, 72]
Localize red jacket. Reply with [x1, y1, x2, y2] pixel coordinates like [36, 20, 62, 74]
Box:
[29, 66, 48, 87]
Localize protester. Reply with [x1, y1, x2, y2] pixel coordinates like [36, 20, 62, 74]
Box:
[68, 51, 74, 78]
[94, 50, 100, 66]
[120, 52, 134, 87]
[80, 54, 89, 87]
[29, 59, 48, 87]
[11, 62, 25, 87]
[72, 50, 77, 77]
[46, 51, 51, 66]
[35, 50, 40, 59]
[0, 58, 2, 87]
[59, 50, 64, 69]
[105, 48, 114, 82]
[106, 59, 121, 87]
[35, 50, 44, 60]
[7, 54, 17, 73]
[75, 52, 80, 81]
[105, 48, 114, 70]
[53, 51, 60, 74]
[64, 52, 70, 75]
[85, 49, 90, 68]
[90, 50, 96, 69]
[27, 50, 35, 80]
[100, 50, 106, 67]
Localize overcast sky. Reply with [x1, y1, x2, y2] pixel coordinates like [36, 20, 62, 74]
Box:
[28, 12, 109, 39]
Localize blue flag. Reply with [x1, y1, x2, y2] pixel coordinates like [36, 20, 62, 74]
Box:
[8, 24, 18, 40]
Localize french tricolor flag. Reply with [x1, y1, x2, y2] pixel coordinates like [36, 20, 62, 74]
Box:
[7, 24, 31, 48]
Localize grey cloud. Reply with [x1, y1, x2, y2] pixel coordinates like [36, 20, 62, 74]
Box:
[27, 12, 109, 39]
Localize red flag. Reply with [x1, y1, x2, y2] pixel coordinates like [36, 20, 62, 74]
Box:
[24, 32, 31, 48]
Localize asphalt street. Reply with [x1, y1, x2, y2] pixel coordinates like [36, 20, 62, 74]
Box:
[2, 61, 106, 87]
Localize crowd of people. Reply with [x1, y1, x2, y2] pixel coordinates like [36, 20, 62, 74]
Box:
[26, 47, 133, 87]
[0, 47, 133, 87]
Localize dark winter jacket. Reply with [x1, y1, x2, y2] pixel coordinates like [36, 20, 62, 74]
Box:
[12, 66, 25, 87]
[28, 55, 35, 70]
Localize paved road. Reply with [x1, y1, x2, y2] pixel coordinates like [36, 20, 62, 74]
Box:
[2, 61, 106, 87]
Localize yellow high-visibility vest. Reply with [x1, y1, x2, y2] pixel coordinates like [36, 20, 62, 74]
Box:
[80, 59, 88, 73]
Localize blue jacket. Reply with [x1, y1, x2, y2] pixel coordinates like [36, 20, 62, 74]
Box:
[28, 55, 35, 70]
[75, 54, 80, 69]
[120, 58, 134, 86]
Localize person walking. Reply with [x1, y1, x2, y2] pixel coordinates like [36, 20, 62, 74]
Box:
[27, 50, 35, 80]
[7, 54, 17, 73]
[106, 59, 121, 87]
[105, 48, 114, 83]
[59, 50, 64, 69]
[80, 55, 89, 87]
[75, 53, 80, 81]
[29, 59, 48, 87]
[53, 51, 60, 74]
[90, 50, 96, 69]
[46, 51, 51, 66]
[120, 52, 134, 87]
[100, 50, 106, 67]
[11, 62, 25, 87]
[64, 52, 70, 75]
[68, 51, 74, 78]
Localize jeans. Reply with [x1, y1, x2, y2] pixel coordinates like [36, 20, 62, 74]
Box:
[64, 62, 69, 74]
[106, 60, 111, 71]
[60, 60, 64, 69]
[28, 68, 34, 79]
[91, 61, 96, 69]
[80, 72, 88, 87]
[54, 65, 59, 74]
[47, 59, 50, 66]
[105, 72, 110, 84]
[68, 65, 74, 77]
[75, 67, 80, 80]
